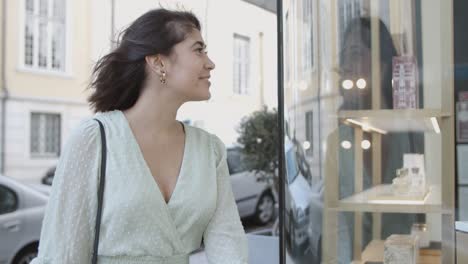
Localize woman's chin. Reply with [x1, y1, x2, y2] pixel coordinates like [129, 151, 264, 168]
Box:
[190, 92, 211, 102]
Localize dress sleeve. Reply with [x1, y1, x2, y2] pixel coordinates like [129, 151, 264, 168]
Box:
[203, 135, 249, 264]
[31, 119, 101, 264]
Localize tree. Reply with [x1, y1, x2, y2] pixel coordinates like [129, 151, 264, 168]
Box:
[236, 106, 279, 200]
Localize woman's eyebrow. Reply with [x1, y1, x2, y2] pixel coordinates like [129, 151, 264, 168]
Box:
[191, 41, 207, 49]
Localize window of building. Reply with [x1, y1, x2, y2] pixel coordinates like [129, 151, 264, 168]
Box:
[305, 111, 313, 155]
[233, 33, 251, 95]
[301, 0, 314, 77]
[285, 12, 290, 84]
[24, 0, 67, 71]
[30, 112, 61, 157]
[338, 0, 363, 52]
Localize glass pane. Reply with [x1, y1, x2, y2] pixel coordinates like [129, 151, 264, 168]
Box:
[30, 113, 40, 153]
[281, 0, 454, 263]
[227, 148, 248, 174]
[52, 23, 65, 70]
[0, 186, 17, 215]
[26, 0, 34, 13]
[24, 16, 34, 66]
[53, 0, 66, 21]
[459, 187, 468, 221]
[39, 0, 48, 17]
[38, 20, 48, 68]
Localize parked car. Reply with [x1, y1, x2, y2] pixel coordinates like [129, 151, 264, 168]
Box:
[41, 166, 56, 186]
[284, 137, 323, 262]
[0, 175, 48, 264]
[227, 147, 276, 225]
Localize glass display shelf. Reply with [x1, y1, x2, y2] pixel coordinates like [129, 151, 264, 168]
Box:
[337, 109, 451, 134]
[350, 239, 441, 264]
[328, 184, 450, 214]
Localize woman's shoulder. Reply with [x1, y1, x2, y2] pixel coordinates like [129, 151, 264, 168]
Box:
[185, 124, 225, 158]
[66, 117, 101, 146]
[185, 123, 221, 143]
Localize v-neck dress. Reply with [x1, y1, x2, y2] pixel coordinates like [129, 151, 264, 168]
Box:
[31, 110, 248, 264]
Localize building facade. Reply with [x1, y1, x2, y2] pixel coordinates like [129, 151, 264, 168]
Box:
[0, 0, 277, 182]
[0, 0, 93, 182]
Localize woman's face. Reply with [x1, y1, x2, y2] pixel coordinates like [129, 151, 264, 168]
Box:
[165, 29, 215, 102]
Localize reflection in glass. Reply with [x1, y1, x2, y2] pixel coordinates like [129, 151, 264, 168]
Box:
[280, 0, 454, 263]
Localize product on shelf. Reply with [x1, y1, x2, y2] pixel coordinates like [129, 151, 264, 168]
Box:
[411, 223, 430, 248]
[383, 234, 419, 264]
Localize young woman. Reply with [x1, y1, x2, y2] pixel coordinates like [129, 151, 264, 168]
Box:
[32, 8, 248, 264]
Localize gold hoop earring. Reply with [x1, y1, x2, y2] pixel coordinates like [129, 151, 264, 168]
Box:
[160, 71, 167, 84]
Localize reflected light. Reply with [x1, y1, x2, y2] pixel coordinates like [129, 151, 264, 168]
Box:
[361, 140, 371, 150]
[345, 119, 388, 134]
[342, 79, 354, 90]
[299, 81, 308, 91]
[431, 117, 441, 134]
[341, 140, 352, 149]
[356, 78, 367, 89]
[362, 124, 370, 132]
[303, 141, 311, 150]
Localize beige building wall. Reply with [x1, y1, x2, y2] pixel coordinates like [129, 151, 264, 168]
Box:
[6, 0, 92, 101]
[3, 0, 94, 182]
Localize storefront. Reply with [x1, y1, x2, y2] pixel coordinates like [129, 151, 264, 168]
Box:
[276, 0, 462, 263]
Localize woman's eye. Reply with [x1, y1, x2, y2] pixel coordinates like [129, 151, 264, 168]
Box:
[196, 48, 207, 54]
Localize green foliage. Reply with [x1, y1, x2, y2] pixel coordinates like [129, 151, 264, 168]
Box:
[236, 107, 279, 183]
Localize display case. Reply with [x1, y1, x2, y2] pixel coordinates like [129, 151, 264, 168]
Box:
[280, 0, 455, 263]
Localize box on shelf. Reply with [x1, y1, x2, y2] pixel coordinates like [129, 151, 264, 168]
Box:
[383, 234, 419, 264]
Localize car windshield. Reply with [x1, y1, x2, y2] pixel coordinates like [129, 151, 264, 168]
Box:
[227, 148, 249, 174]
[285, 148, 299, 184]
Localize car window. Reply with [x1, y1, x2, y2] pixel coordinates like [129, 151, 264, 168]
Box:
[227, 148, 249, 175]
[285, 148, 299, 184]
[0, 185, 18, 214]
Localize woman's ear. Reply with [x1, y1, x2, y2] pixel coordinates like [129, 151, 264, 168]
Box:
[145, 55, 166, 75]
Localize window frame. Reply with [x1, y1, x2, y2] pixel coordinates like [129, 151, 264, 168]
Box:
[18, 0, 72, 77]
[305, 110, 314, 155]
[233, 33, 251, 95]
[300, 0, 317, 79]
[30, 112, 62, 158]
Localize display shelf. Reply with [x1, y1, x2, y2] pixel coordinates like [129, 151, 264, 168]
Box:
[350, 239, 441, 264]
[337, 109, 451, 133]
[329, 184, 450, 214]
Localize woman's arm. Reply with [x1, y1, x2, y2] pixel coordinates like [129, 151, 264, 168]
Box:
[31, 119, 101, 264]
[203, 135, 248, 264]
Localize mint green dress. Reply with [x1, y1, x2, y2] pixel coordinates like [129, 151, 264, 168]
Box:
[31, 110, 248, 264]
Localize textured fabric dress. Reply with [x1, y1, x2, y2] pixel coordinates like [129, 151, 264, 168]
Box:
[31, 110, 248, 264]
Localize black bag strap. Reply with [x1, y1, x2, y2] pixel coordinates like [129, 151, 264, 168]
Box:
[92, 119, 106, 264]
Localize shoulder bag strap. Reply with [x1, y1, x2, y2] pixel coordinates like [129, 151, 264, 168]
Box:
[92, 119, 106, 264]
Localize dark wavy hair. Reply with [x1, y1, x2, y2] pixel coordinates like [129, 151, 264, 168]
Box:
[87, 9, 201, 113]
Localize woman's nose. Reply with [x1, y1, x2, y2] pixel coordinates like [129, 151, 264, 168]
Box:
[206, 56, 215, 70]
